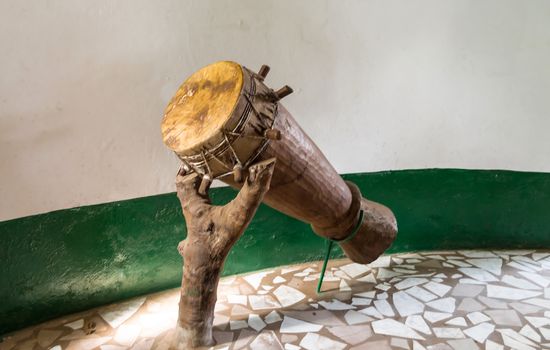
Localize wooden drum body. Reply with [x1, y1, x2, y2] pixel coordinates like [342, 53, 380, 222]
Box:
[161, 61, 397, 264]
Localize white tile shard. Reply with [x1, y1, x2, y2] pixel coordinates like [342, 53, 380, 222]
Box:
[334, 270, 351, 280]
[279, 316, 323, 333]
[497, 330, 538, 350]
[484, 309, 522, 327]
[372, 319, 425, 340]
[501, 275, 540, 290]
[354, 291, 376, 298]
[229, 320, 248, 330]
[395, 278, 429, 290]
[318, 299, 356, 310]
[486, 285, 541, 300]
[445, 317, 467, 327]
[424, 311, 452, 323]
[344, 310, 372, 325]
[98, 297, 146, 329]
[284, 344, 300, 350]
[249, 331, 284, 350]
[458, 251, 497, 258]
[508, 261, 537, 273]
[458, 278, 487, 285]
[273, 286, 306, 307]
[518, 271, 550, 287]
[467, 312, 491, 324]
[446, 339, 479, 350]
[351, 297, 372, 306]
[532, 253, 550, 260]
[248, 314, 267, 332]
[457, 268, 498, 282]
[525, 316, 550, 327]
[339, 279, 351, 291]
[369, 255, 391, 268]
[244, 271, 273, 290]
[450, 284, 484, 297]
[357, 273, 377, 283]
[64, 319, 84, 330]
[377, 268, 402, 279]
[249, 294, 281, 310]
[423, 282, 452, 297]
[426, 297, 456, 313]
[374, 299, 395, 317]
[445, 260, 472, 268]
[393, 291, 425, 316]
[432, 327, 465, 339]
[340, 263, 370, 278]
[299, 332, 346, 350]
[485, 340, 504, 350]
[405, 315, 432, 335]
[540, 327, 550, 340]
[405, 286, 438, 302]
[519, 324, 541, 343]
[327, 325, 373, 345]
[463, 322, 494, 343]
[264, 311, 282, 324]
[525, 298, 550, 309]
[359, 306, 384, 319]
[478, 295, 507, 309]
[465, 258, 502, 275]
[456, 298, 485, 312]
[375, 282, 392, 291]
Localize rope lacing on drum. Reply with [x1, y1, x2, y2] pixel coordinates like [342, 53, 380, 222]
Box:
[222, 132, 242, 168]
[202, 147, 233, 171]
[200, 151, 213, 179]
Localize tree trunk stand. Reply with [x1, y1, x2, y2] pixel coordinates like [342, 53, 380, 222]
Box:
[171, 158, 276, 349]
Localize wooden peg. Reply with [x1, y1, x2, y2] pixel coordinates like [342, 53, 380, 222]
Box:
[248, 167, 257, 182]
[198, 175, 212, 195]
[233, 164, 243, 183]
[264, 128, 281, 140]
[275, 85, 293, 100]
[258, 65, 270, 80]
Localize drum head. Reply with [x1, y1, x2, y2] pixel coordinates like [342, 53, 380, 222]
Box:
[161, 61, 244, 156]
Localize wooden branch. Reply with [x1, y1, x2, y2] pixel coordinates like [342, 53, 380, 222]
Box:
[172, 158, 276, 349]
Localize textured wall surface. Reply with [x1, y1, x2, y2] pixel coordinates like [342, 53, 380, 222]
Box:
[2, 169, 550, 335]
[2, 1, 550, 220]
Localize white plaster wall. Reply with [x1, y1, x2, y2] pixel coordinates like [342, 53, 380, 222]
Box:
[1, 0, 550, 221]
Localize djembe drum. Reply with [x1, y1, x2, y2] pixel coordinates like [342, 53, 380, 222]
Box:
[161, 61, 397, 263]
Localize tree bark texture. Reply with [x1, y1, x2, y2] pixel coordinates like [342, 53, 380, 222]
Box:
[172, 158, 276, 349]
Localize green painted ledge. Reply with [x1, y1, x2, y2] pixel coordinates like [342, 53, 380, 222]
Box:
[1, 168, 549, 335]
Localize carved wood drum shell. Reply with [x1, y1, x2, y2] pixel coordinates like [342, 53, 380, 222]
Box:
[161, 61, 397, 264]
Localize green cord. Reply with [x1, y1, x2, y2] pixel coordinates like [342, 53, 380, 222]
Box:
[316, 240, 334, 294]
[316, 209, 364, 294]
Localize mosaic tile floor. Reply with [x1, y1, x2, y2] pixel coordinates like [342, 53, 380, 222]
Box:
[3, 250, 550, 350]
